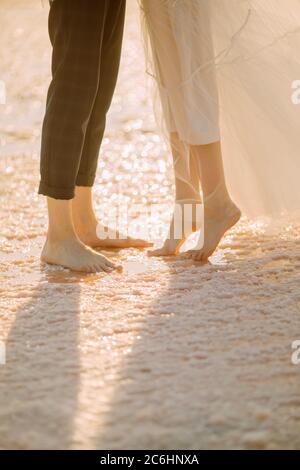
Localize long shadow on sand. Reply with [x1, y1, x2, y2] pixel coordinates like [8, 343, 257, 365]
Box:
[0, 270, 81, 450]
[93, 230, 300, 450]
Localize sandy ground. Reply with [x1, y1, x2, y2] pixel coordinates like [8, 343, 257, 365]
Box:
[0, 0, 300, 450]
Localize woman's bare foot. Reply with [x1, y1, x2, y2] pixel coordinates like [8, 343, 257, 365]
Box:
[186, 199, 241, 262]
[41, 236, 120, 273]
[148, 198, 202, 256]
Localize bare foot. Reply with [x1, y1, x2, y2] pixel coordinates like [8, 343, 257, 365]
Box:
[148, 198, 202, 257]
[41, 236, 121, 273]
[72, 187, 152, 249]
[186, 199, 241, 262]
[76, 222, 153, 250]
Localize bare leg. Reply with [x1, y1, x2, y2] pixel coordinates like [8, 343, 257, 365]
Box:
[72, 186, 152, 249]
[187, 141, 241, 261]
[148, 133, 202, 256]
[41, 197, 121, 273]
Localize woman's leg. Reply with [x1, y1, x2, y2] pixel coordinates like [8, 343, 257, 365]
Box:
[172, 135, 201, 202]
[39, 0, 120, 272]
[149, 132, 202, 256]
[143, 2, 203, 255]
[144, 2, 240, 259]
[186, 141, 241, 261]
[149, 138, 241, 258]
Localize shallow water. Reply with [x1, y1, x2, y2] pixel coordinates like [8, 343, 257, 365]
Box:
[0, 0, 300, 450]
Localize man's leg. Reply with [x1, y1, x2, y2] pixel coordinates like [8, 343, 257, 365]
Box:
[72, 0, 152, 249]
[39, 0, 120, 272]
[74, 0, 126, 193]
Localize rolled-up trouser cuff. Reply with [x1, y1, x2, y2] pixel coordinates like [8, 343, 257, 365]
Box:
[75, 173, 96, 187]
[38, 181, 75, 200]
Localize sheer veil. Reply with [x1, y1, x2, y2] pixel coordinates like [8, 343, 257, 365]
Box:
[140, 0, 300, 217]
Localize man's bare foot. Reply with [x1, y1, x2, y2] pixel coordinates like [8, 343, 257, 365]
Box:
[148, 198, 202, 257]
[72, 187, 152, 249]
[41, 236, 121, 273]
[76, 222, 153, 249]
[186, 199, 241, 262]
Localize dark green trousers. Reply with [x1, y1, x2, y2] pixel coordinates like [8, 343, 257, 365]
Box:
[39, 0, 126, 199]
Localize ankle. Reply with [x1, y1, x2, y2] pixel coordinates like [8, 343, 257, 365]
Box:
[73, 216, 97, 235]
[175, 176, 201, 201]
[46, 228, 78, 245]
[204, 180, 231, 205]
[175, 189, 201, 202]
[73, 205, 97, 225]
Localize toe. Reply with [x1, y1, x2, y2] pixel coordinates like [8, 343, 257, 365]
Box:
[147, 248, 169, 257]
[194, 251, 203, 261]
[193, 250, 209, 263]
[105, 259, 117, 269]
[108, 234, 153, 249]
[101, 264, 112, 273]
[138, 239, 154, 248]
[104, 261, 116, 272]
[147, 249, 159, 257]
[201, 252, 209, 262]
[116, 264, 123, 272]
[179, 252, 189, 259]
[105, 259, 122, 272]
[129, 238, 153, 248]
[186, 250, 200, 260]
[87, 265, 97, 273]
[185, 250, 196, 258]
[74, 264, 89, 273]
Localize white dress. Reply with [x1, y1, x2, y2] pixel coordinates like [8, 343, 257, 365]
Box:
[140, 0, 300, 217]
